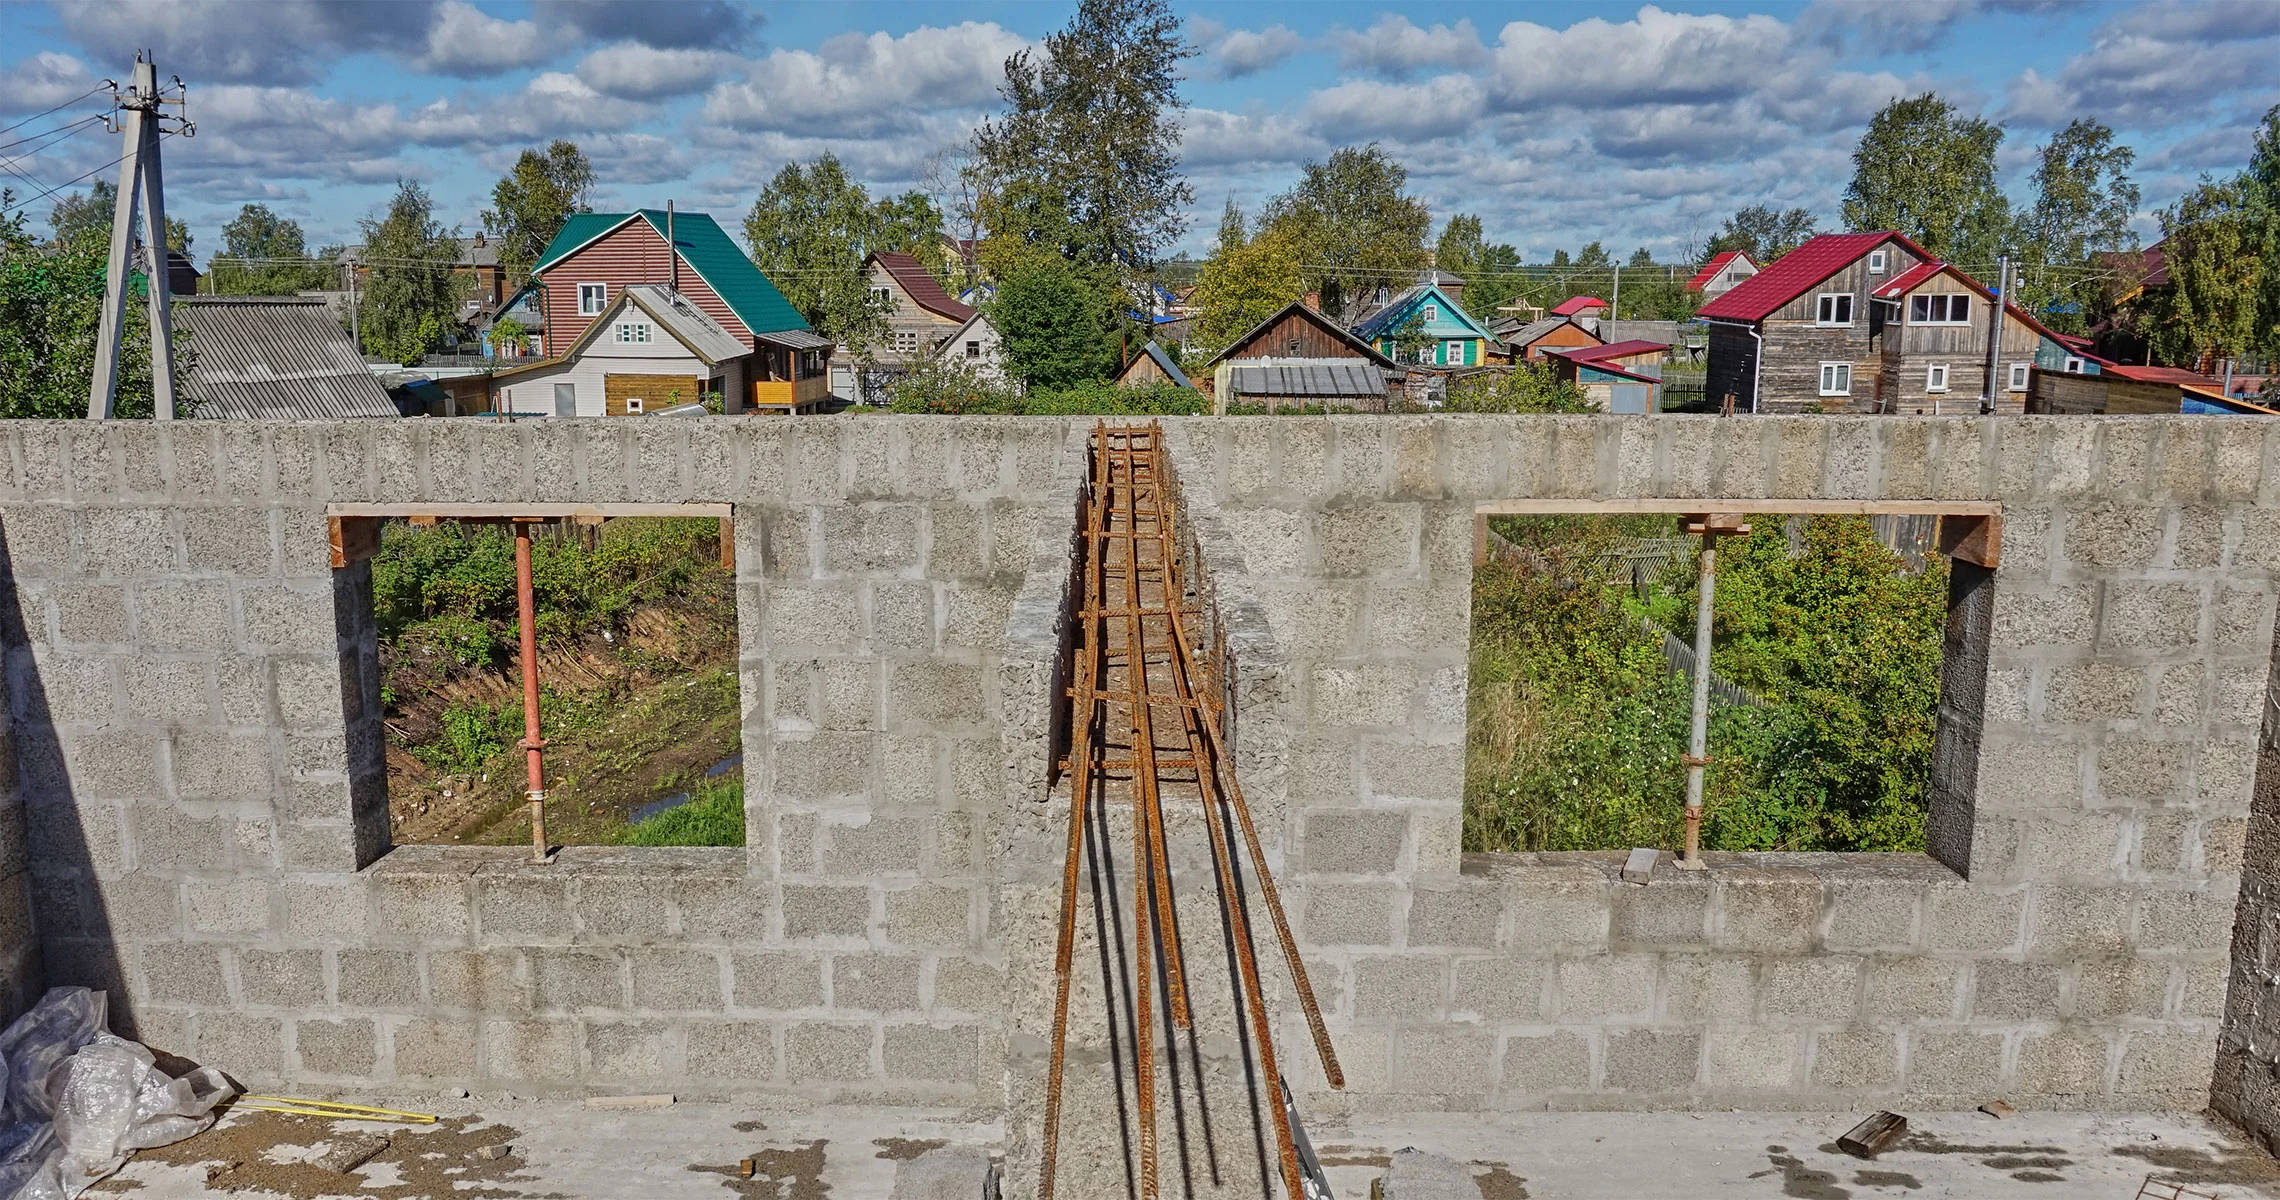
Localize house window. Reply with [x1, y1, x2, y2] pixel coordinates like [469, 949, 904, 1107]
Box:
[1908, 294, 1971, 324]
[1819, 362, 1852, 396]
[2007, 362, 2030, 392]
[893, 330, 919, 355]
[1868, 250, 1889, 274]
[578, 283, 606, 315]
[614, 322, 650, 344]
[869, 286, 891, 306]
[1422, 304, 1438, 322]
[1815, 293, 1854, 326]
[965, 340, 981, 359]
[625, 396, 645, 414]
[1445, 339, 1465, 366]
[2064, 355, 2085, 373]
[1925, 363, 1949, 393]
[552, 383, 575, 416]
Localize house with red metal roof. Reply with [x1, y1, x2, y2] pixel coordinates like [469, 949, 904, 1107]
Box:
[1699, 231, 2082, 414]
[1543, 339, 1672, 414]
[1550, 295, 1610, 318]
[854, 250, 978, 401]
[1685, 251, 1760, 298]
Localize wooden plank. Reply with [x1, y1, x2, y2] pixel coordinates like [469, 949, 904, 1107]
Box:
[1936, 514, 2002, 568]
[327, 502, 732, 519]
[1475, 498, 2003, 516]
[327, 516, 380, 568]
[604, 372, 700, 416]
[1837, 1111, 1908, 1159]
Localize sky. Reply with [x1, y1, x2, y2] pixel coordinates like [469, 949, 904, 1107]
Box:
[2, 0, 2276, 267]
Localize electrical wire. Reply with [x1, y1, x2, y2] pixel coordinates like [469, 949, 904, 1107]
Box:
[0, 128, 181, 220]
[0, 85, 106, 140]
[0, 114, 104, 157]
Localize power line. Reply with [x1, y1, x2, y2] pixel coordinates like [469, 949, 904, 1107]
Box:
[0, 128, 182, 220]
[0, 114, 104, 157]
[0, 86, 106, 140]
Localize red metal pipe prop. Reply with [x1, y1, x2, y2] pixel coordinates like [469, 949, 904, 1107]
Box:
[514, 520, 549, 862]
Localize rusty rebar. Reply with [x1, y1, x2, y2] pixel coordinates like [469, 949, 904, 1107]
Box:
[512, 520, 548, 863]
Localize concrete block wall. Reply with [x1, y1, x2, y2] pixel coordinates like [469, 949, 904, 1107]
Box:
[1162, 415, 2280, 1114]
[0, 416, 1066, 1102]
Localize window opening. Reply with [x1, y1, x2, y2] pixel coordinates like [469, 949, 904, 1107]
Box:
[1926, 363, 1949, 392]
[1868, 249, 1889, 274]
[1909, 294, 1971, 324]
[1819, 362, 1852, 396]
[615, 322, 649, 344]
[1422, 304, 1438, 322]
[330, 511, 743, 852]
[2064, 356, 2085, 373]
[2007, 362, 2030, 391]
[1816, 293, 1854, 325]
[578, 283, 606, 315]
[966, 340, 982, 358]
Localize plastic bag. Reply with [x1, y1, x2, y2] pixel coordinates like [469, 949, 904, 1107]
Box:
[0, 987, 234, 1199]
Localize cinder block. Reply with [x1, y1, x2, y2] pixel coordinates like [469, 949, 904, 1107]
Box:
[586, 1021, 670, 1078]
[820, 505, 921, 574]
[391, 1016, 477, 1079]
[2062, 504, 2162, 568]
[822, 817, 927, 877]
[1612, 878, 1710, 947]
[119, 657, 212, 724]
[427, 950, 529, 1012]
[832, 954, 921, 1012]
[772, 733, 874, 802]
[883, 1023, 978, 1084]
[1499, 1030, 1590, 1093]
[2072, 956, 2171, 1019]
[534, 949, 625, 1011]
[570, 876, 678, 939]
[628, 948, 725, 1012]
[1861, 958, 1959, 1019]
[1763, 958, 1860, 1021]
[1317, 505, 1419, 578]
[1807, 1029, 1897, 1090]
[1353, 955, 1446, 1020]
[336, 949, 419, 1008]
[1393, 1026, 1495, 1094]
[887, 661, 985, 729]
[687, 1020, 777, 1079]
[2043, 663, 2151, 725]
[1907, 1030, 2006, 1094]
[680, 877, 773, 942]
[1408, 884, 1501, 948]
[1822, 880, 1922, 951]
[1926, 886, 2024, 953]
[1555, 955, 1654, 1020]
[2102, 583, 2204, 653]
[732, 951, 825, 1011]
[185, 879, 272, 934]
[1450, 957, 1547, 1021]
[283, 881, 367, 939]
[181, 509, 276, 576]
[1973, 959, 2063, 1019]
[883, 885, 967, 947]
[1300, 810, 1407, 876]
[1602, 1030, 1700, 1092]
[373, 873, 472, 940]
[141, 943, 228, 1006]
[83, 508, 175, 574]
[237, 948, 324, 1009]
[1991, 587, 2096, 649]
[2097, 739, 2192, 804]
[2027, 886, 2132, 957]
[1704, 1029, 1797, 1091]
[2016, 1030, 2110, 1094]
[1716, 873, 1819, 954]
[785, 1022, 873, 1082]
[477, 876, 572, 940]
[485, 1019, 581, 1081]
[1505, 880, 1610, 951]
[295, 1018, 377, 1076]
[1659, 955, 1757, 1021]
[1308, 662, 1419, 728]
[1300, 884, 1399, 946]
[197, 1013, 283, 1080]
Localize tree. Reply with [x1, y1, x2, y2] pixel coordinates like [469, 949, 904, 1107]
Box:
[209, 203, 331, 295]
[970, 0, 1194, 270]
[1215, 197, 1246, 252]
[1574, 241, 1610, 269]
[0, 187, 180, 418]
[1188, 218, 1299, 358]
[355, 179, 467, 364]
[47, 180, 190, 256]
[1843, 93, 2011, 264]
[2147, 178, 2264, 369]
[1433, 213, 1524, 318]
[743, 153, 946, 354]
[1703, 204, 1818, 262]
[481, 140, 594, 279]
[2248, 105, 2280, 361]
[1260, 144, 1430, 318]
[990, 255, 1115, 389]
[2012, 119, 2139, 333]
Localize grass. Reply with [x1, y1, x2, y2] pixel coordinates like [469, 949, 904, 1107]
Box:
[616, 778, 745, 847]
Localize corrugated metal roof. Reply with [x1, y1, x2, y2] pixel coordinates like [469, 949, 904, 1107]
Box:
[1499, 316, 1592, 348]
[872, 251, 973, 322]
[1227, 360, 1386, 398]
[1556, 339, 1669, 363]
[1551, 295, 1609, 315]
[533, 211, 810, 335]
[617, 285, 750, 362]
[1685, 251, 1754, 291]
[177, 297, 403, 419]
[1697, 232, 1933, 322]
[756, 327, 834, 350]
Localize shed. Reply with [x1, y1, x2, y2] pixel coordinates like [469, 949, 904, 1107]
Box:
[1199, 300, 1396, 411]
[1115, 340, 1193, 390]
[1551, 295, 1610, 318]
[175, 296, 404, 419]
[1221, 360, 1392, 413]
[1494, 316, 1603, 362]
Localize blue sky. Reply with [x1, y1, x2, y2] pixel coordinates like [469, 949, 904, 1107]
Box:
[3, 0, 2275, 264]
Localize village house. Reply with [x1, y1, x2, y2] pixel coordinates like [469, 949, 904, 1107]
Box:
[1685, 250, 1760, 298]
[1351, 277, 1496, 367]
[1550, 295, 1610, 319]
[340, 233, 508, 320]
[932, 309, 1014, 389]
[1198, 299, 1398, 412]
[1491, 315, 1603, 362]
[1544, 339, 1670, 414]
[1113, 340, 1194, 390]
[1699, 231, 2082, 414]
[2027, 362, 2275, 416]
[452, 207, 827, 415]
[849, 250, 976, 402]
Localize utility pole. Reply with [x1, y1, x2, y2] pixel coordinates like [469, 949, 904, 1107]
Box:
[88, 53, 192, 420]
[1610, 263, 1622, 320]
[1979, 255, 2008, 415]
[345, 257, 360, 350]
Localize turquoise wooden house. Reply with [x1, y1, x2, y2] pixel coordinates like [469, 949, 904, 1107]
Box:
[1352, 282, 1495, 367]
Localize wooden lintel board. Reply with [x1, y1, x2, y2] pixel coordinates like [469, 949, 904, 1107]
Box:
[326, 503, 732, 519]
[1936, 513, 2003, 568]
[1475, 499, 2002, 516]
[327, 516, 380, 569]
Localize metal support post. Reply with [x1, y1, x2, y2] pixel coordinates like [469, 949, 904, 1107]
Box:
[1677, 514, 1750, 869]
[514, 520, 550, 862]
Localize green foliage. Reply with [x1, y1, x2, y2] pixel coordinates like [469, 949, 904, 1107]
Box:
[0, 188, 181, 418]
[2147, 177, 2265, 367]
[743, 152, 944, 354]
[47, 180, 191, 255]
[416, 697, 523, 776]
[1433, 213, 1525, 318]
[488, 316, 529, 354]
[2015, 119, 2140, 334]
[618, 778, 746, 847]
[1465, 514, 1947, 854]
[1703, 204, 1818, 263]
[1261, 144, 1431, 318]
[1443, 363, 1592, 413]
[355, 179, 468, 363]
[990, 254, 1117, 389]
[1188, 215, 1300, 359]
[1843, 93, 2011, 264]
[886, 361, 1202, 415]
[970, 0, 1195, 270]
[482, 140, 594, 277]
[370, 516, 729, 665]
[209, 203, 333, 295]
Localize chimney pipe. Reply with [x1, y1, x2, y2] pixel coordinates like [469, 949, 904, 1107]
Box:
[667, 200, 677, 294]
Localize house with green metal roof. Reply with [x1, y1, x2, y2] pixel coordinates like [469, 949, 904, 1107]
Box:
[1350, 280, 1495, 368]
[524, 208, 831, 413]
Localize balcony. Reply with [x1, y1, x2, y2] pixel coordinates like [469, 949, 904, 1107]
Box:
[751, 375, 832, 414]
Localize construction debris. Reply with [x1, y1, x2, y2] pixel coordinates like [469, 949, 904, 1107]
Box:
[583, 1094, 675, 1110]
[474, 1142, 515, 1161]
[312, 1132, 391, 1175]
[235, 1096, 437, 1123]
[1978, 1099, 2016, 1119]
[1837, 1112, 1909, 1159]
[1622, 847, 1658, 884]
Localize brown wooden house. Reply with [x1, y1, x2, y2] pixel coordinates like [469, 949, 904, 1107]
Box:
[1198, 300, 1397, 412]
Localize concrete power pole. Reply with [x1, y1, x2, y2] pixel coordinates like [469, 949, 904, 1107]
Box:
[1979, 255, 2008, 415]
[88, 53, 193, 420]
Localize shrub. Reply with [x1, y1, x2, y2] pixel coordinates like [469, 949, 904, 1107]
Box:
[618, 778, 746, 847]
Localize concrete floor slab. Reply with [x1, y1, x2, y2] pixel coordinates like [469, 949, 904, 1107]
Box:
[88, 1099, 2280, 1199]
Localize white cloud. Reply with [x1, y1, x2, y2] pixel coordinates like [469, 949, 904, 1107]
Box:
[1489, 7, 1793, 110]
[1797, 0, 1975, 52]
[1212, 26, 1304, 79]
[577, 43, 742, 100]
[1330, 16, 1488, 78]
[413, 1, 563, 77]
[1179, 108, 1326, 168]
[702, 22, 1024, 137]
[0, 52, 98, 115]
[51, 0, 443, 85]
[1304, 75, 1485, 141]
[535, 0, 763, 51]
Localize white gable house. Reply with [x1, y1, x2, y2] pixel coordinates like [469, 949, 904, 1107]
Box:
[489, 285, 756, 416]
